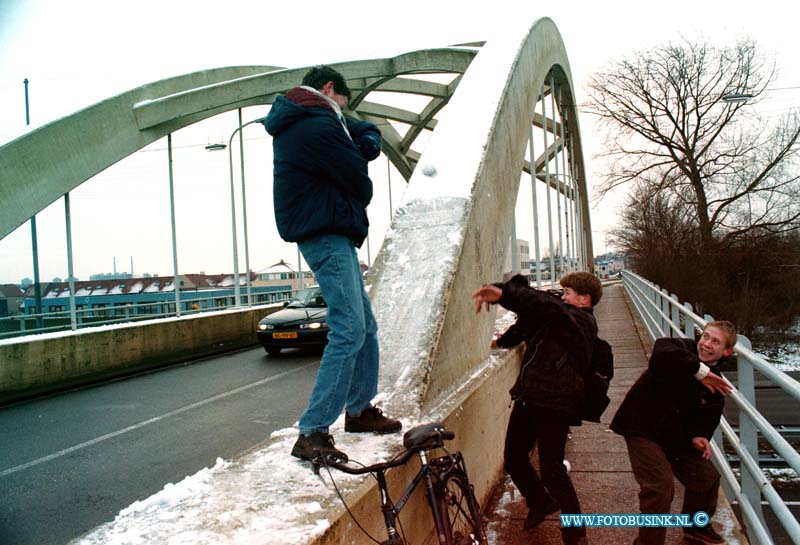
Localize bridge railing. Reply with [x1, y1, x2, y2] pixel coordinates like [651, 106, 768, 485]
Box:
[622, 269, 800, 545]
[0, 288, 296, 340]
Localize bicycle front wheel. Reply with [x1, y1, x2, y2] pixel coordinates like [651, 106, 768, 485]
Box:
[436, 469, 487, 545]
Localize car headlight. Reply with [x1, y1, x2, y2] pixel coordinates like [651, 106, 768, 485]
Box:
[258, 323, 274, 330]
[301, 322, 326, 330]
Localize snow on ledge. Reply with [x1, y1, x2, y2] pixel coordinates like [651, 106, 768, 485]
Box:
[71, 417, 400, 545]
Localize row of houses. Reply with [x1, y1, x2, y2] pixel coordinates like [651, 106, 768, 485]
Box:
[1, 251, 626, 320]
[0, 260, 316, 319]
[0, 284, 24, 316]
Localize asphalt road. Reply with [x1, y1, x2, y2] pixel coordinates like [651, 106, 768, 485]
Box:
[0, 346, 320, 545]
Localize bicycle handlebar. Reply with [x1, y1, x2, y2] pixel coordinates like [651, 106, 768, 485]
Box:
[319, 446, 418, 475]
[316, 422, 455, 475]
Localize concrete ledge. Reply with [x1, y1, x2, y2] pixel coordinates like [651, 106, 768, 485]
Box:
[0, 305, 280, 404]
[71, 346, 523, 545]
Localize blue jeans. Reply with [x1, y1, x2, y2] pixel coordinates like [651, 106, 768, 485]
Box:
[297, 234, 379, 435]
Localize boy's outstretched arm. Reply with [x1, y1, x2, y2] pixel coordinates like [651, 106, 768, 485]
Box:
[472, 285, 502, 313]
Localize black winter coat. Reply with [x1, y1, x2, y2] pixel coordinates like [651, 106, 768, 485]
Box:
[610, 337, 725, 454]
[264, 90, 381, 247]
[496, 275, 598, 421]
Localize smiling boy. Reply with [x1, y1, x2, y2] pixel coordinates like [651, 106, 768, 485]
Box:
[610, 321, 736, 545]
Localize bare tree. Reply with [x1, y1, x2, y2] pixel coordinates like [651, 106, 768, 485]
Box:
[613, 181, 700, 285]
[613, 180, 800, 333]
[585, 38, 800, 249]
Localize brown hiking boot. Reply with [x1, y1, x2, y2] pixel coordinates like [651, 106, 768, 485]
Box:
[291, 432, 348, 463]
[344, 406, 402, 434]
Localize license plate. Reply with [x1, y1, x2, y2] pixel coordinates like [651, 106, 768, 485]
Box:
[272, 332, 298, 339]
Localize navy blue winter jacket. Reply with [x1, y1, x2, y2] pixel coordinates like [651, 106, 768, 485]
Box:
[263, 89, 381, 247]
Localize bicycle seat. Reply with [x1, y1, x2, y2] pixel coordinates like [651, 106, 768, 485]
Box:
[402, 422, 454, 450]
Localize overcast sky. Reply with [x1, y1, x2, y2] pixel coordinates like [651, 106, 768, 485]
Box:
[1, 0, 798, 283]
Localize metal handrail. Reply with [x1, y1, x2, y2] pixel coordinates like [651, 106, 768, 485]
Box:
[716, 419, 800, 539]
[622, 269, 800, 545]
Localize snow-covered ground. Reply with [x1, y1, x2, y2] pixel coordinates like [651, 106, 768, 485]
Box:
[70, 413, 411, 545]
[731, 467, 800, 492]
[752, 339, 800, 372]
[763, 467, 800, 489]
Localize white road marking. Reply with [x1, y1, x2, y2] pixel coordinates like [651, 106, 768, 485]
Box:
[0, 363, 315, 478]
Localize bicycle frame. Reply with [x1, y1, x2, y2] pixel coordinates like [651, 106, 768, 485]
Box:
[318, 422, 484, 545]
[372, 448, 451, 544]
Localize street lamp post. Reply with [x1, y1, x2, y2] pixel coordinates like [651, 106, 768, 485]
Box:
[208, 116, 262, 307]
[236, 109, 253, 306]
[226, 135, 242, 307]
[24, 78, 44, 330]
[227, 118, 263, 306]
[167, 133, 181, 317]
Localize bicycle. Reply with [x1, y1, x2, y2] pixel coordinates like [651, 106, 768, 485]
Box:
[314, 422, 488, 545]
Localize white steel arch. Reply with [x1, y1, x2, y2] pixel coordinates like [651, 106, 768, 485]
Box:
[0, 49, 478, 241]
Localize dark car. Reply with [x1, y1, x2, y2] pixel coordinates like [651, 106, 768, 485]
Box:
[257, 286, 328, 355]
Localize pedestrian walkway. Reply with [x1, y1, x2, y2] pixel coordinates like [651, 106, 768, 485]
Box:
[480, 282, 746, 545]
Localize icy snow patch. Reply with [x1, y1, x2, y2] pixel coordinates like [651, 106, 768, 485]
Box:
[447, 230, 462, 247]
[72, 417, 414, 545]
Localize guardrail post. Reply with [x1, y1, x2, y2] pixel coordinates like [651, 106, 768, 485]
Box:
[735, 333, 770, 543]
[670, 293, 680, 338]
[683, 302, 695, 338]
[629, 273, 658, 341]
[661, 288, 670, 337]
[632, 274, 648, 335]
[652, 284, 660, 335]
[655, 285, 664, 336]
[712, 426, 736, 501]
